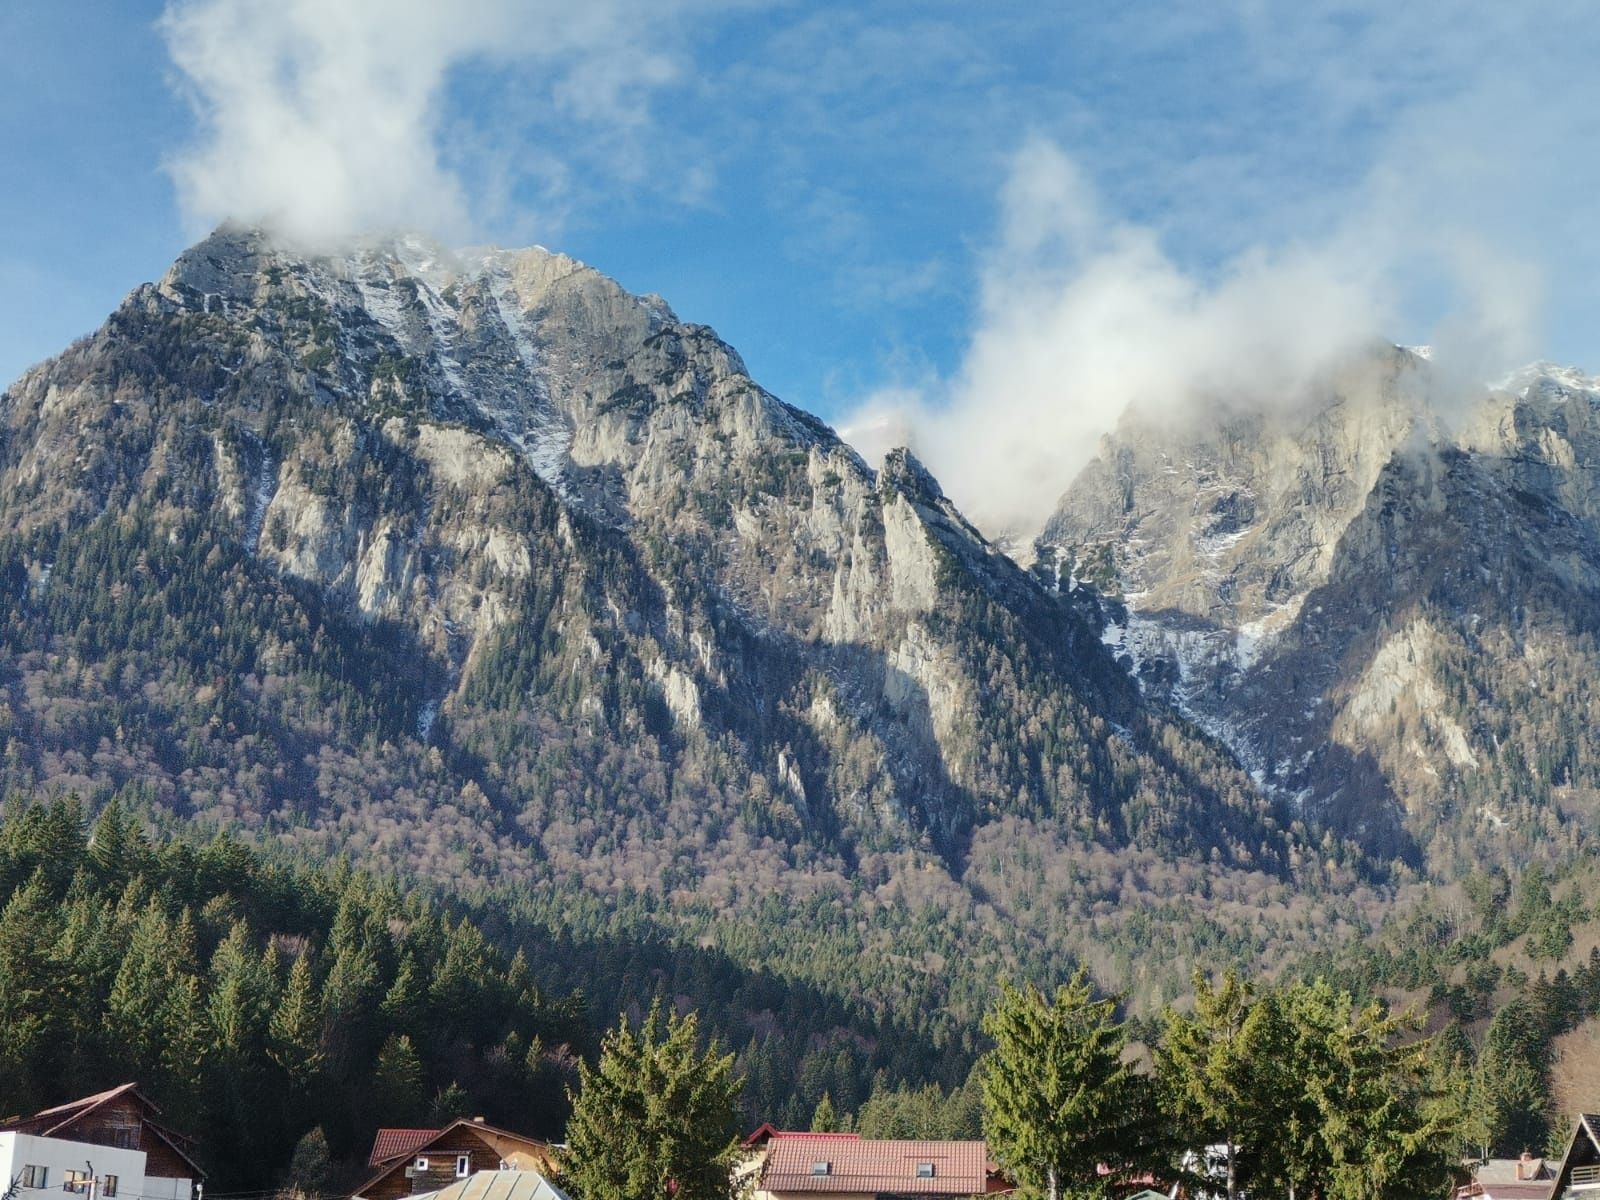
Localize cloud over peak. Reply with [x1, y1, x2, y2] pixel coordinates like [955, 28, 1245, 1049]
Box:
[159, 0, 694, 249]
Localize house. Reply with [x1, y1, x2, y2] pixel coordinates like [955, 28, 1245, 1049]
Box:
[355, 1119, 558, 1200]
[746, 1129, 1008, 1199]
[1550, 1114, 1600, 1198]
[1454, 1153, 1555, 1200]
[0, 1084, 203, 1200]
[410, 1169, 570, 1200]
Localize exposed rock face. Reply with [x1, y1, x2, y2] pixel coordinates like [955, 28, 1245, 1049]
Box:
[1041, 349, 1600, 870]
[0, 224, 1289, 922]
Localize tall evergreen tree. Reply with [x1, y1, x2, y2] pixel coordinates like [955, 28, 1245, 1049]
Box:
[270, 951, 326, 1091]
[1476, 999, 1551, 1155]
[1279, 981, 1463, 1200]
[980, 973, 1148, 1200]
[0, 872, 61, 1112]
[809, 1092, 839, 1132]
[1157, 971, 1281, 1200]
[372, 1033, 427, 1125]
[563, 1002, 742, 1200]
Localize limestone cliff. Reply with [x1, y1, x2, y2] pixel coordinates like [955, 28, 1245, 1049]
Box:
[1041, 348, 1600, 870]
[0, 228, 1298, 1004]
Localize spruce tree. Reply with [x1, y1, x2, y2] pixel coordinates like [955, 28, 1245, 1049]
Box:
[810, 1092, 839, 1132]
[1157, 971, 1278, 1200]
[429, 1081, 471, 1125]
[286, 1127, 332, 1197]
[208, 920, 276, 1060]
[109, 903, 195, 1076]
[1282, 981, 1463, 1200]
[563, 1002, 742, 1200]
[269, 951, 325, 1090]
[372, 1033, 426, 1125]
[980, 972, 1146, 1200]
[0, 872, 60, 1112]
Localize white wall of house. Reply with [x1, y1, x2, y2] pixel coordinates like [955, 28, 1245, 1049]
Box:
[136, 1175, 193, 1200]
[0, 1132, 155, 1200]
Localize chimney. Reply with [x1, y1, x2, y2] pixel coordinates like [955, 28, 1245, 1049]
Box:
[1518, 1152, 1533, 1180]
[473, 1117, 485, 1124]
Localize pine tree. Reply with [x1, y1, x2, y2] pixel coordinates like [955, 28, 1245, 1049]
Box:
[0, 872, 61, 1113]
[160, 972, 208, 1125]
[1156, 971, 1279, 1200]
[380, 952, 423, 1034]
[286, 1127, 332, 1197]
[372, 1033, 426, 1125]
[429, 1081, 471, 1125]
[980, 972, 1147, 1200]
[1282, 981, 1464, 1200]
[563, 1002, 742, 1200]
[810, 1092, 839, 1132]
[319, 939, 379, 1075]
[87, 799, 152, 890]
[1476, 999, 1552, 1155]
[269, 950, 325, 1091]
[108, 903, 195, 1076]
[208, 920, 276, 1060]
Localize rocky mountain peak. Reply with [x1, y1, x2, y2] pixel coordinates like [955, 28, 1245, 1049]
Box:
[1044, 342, 1600, 867]
[0, 225, 1295, 912]
[877, 445, 944, 503]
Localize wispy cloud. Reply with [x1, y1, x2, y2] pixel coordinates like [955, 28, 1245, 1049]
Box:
[159, 0, 707, 249]
[841, 1, 1600, 539]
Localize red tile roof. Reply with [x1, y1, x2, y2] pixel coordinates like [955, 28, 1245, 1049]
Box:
[760, 1134, 988, 1196]
[745, 1126, 860, 1149]
[368, 1128, 443, 1167]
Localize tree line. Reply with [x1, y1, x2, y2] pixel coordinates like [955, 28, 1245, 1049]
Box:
[554, 968, 1472, 1200]
[0, 796, 970, 1192]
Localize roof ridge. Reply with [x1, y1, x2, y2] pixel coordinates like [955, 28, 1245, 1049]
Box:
[35, 1083, 144, 1119]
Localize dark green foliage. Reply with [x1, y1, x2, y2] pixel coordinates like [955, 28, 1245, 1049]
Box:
[562, 1003, 743, 1200]
[0, 799, 588, 1189]
[1158, 974, 1467, 1200]
[286, 1127, 333, 1196]
[980, 973, 1150, 1200]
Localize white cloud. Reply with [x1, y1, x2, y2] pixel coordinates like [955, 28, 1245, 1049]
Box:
[842, 139, 1400, 539]
[840, 0, 1600, 541]
[159, 0, 700, 249]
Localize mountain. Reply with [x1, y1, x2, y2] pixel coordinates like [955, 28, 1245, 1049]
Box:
[0, 227, 1341, 1042]
[15, 227, 1600, 1160]
[1039, 346, 1600, 876]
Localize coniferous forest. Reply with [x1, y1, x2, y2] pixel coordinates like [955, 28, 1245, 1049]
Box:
[0, 797, 973, 1190]
[5, 793, 1600, 1197]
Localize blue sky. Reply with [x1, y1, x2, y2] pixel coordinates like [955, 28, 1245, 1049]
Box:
[5, 1, 1600, 530]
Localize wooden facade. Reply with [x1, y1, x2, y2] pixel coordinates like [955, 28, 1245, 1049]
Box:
[357, 1121, 558, 1200]
[0, 1084, 203, 1185]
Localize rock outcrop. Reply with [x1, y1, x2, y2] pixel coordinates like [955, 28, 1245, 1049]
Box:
[1041, 347, 1600, 870]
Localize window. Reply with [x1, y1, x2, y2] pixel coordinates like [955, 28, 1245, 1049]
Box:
[455, 1157, 470, 1178]
[415, 1158, 430, 1172]
[21, 1166, 47, 1189]
[811, 1162, 831, 1177]
[916, 1163, 936, 1179]
[103, 1178, 118, 1198]
[63, 1171, 91, 1195]
[110, 1129, 136, 1149]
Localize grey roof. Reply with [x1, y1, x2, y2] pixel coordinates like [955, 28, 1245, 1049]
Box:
[1476, 1158, 1551, 1183]
[411, 1171, 570, 1200]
